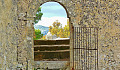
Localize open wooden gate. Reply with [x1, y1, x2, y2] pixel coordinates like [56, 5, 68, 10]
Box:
[73, 27, 98, 70]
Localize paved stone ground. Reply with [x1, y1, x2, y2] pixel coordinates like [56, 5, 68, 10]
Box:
[34, 61, 70, 70]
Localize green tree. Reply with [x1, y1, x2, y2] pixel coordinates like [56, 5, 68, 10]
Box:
[34, 29, 43, 40]
[34, 7, 43, 24]
[34, 7, 43, 39]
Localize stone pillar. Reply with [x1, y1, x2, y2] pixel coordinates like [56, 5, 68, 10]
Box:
[17, 12, 34, 70]
[26, 18, 34, 70]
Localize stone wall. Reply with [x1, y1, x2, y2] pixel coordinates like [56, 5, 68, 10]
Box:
[0, 0, 18, 69]
[0, 0, 120, 70]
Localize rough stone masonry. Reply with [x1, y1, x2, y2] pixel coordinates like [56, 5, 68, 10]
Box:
[0, 0, 120, 70]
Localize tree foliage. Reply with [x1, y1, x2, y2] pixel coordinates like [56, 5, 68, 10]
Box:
[40, 35, 46, 40]
[34, 7, 43, 40]
[34, 29, 43, 40]
[49, 20, 62, 37]
[49, 19, 70, 38]
[34, 7, 43, 24]
[63, 19, 70, 38]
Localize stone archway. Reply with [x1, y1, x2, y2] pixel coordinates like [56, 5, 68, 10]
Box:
[34, 1, 72, 68]
[17, 0, 75, 69]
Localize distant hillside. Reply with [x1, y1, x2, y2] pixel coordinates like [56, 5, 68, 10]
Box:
[34, 25, 49, 36]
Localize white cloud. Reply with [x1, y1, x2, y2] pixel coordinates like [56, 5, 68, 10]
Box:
[36, 17, 68, 27]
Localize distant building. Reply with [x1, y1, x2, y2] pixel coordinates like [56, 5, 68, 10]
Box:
[46, 32, 57, 40]
[52, 34, 57, 39]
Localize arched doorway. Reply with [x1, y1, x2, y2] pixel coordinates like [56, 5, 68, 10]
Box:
[16, 0, 74, 69]
[33, 2, 71, 69]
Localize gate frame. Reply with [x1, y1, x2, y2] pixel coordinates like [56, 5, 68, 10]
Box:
[73, 26, 99, 70]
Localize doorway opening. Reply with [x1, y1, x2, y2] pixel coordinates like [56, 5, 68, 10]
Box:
[33, 2, 70, 70]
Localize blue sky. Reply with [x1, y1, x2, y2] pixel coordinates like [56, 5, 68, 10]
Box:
[36, 2, 68, 27]
[40, 2, 67, 18]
